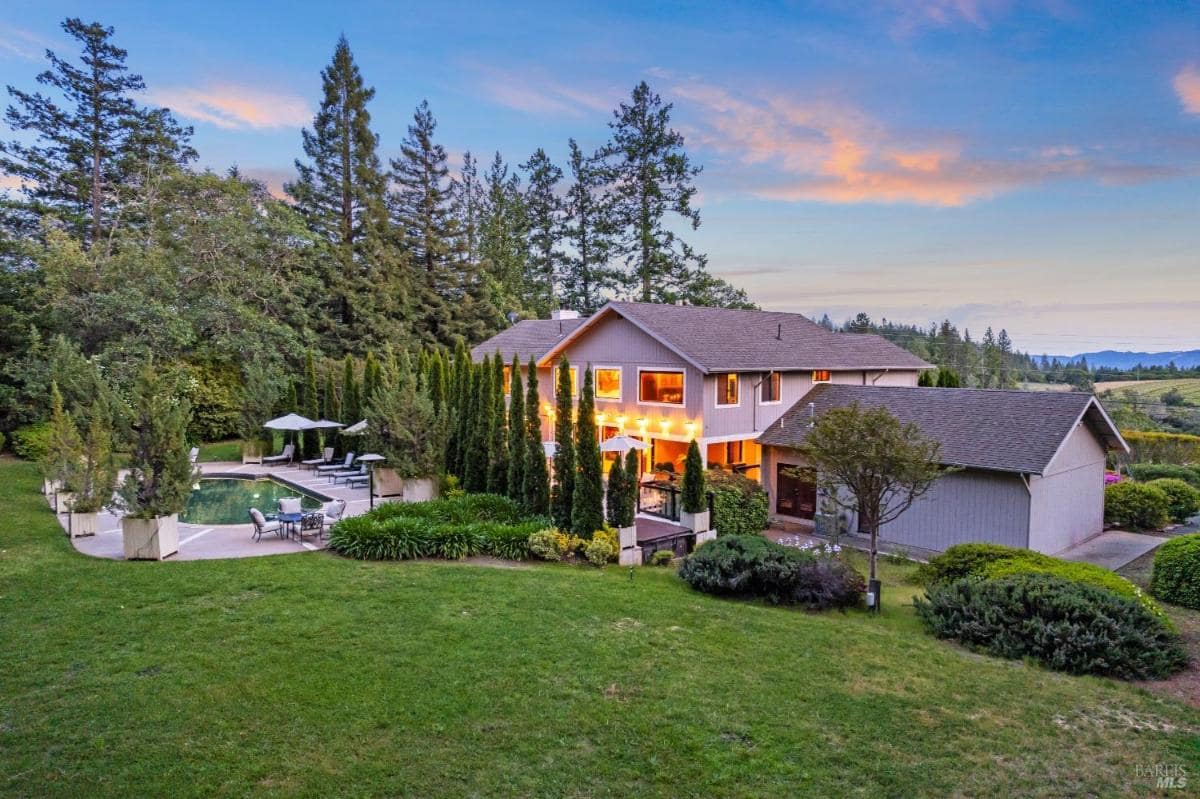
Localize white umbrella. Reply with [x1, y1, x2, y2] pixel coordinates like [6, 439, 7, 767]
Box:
[341, 419, 368, 436]
[542, 441, 557, 458]
[600, 435, 650, 453]
[310, 419, 345, 430]
[263, 413, 316, 431]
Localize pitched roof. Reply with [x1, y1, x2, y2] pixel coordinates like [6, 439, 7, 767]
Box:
[758, 384, 1126, 475]
[537, 301, 931, 373]
[471, 317, 586, 363]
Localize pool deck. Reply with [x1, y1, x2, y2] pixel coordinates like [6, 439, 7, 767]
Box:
[56, 461, 372, 561]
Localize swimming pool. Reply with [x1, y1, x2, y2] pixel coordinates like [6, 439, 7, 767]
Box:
[181, 476, 325, 525]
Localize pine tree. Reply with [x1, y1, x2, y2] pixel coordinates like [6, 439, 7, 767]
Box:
[506, 357, 526, 502]
[480, 152, 529, 313]
[322, 368, 338, 420]
[997, 329, 1014, 388]
[487, 353, 508, 494]
[936, 368, 962, 388]
[362, 350, 381, 409]
[981, 327, 1000, 389]
[451, 151, 485, 269]
[521, 148, 563, 315]
[571, 367, 603, 536]
[463, 354, 492, 492]
[561, 138, 619, 314]
[550, 357, 576, 529]
[42, 383, 82, 487]
[522, 356, 549, 514]
[341, 355, 361, 423]
[302, 351, 320, 457]
[426, 349, 447, 415]
[601, 81, 705, 302]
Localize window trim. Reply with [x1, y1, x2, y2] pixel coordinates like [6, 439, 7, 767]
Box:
[714, 372, 740, 408]
[759, 371, 782, 405]
[812, 369, 832, 384]
[636, 367, 686, 407]
[593, 365, 622, 403]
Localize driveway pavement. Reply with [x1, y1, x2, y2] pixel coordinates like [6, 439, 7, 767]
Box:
[1057, 531, 1168, 571]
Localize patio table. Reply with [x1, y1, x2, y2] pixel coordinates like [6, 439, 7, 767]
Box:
[277, 512, 303, 538]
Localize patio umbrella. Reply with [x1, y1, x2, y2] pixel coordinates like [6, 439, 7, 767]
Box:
[542, 441, 558, 458]
[341, 419, 368, 436]
[262, 413, 316, 431]
[309, 419, 345, 430]
[600, 435, 650, 453]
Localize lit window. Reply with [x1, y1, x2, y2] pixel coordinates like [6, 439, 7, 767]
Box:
[596, 367, 621, 400]
[503, 366, 511, 395]
[557, 365, 578, 396]
[812, 370, 832, 383]
[761, 372, 781, 403]
[639, 370, 684, 405]
[716, 373, 739, 406]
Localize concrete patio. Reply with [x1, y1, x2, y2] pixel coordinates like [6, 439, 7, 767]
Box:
[56, 461, 373, 561]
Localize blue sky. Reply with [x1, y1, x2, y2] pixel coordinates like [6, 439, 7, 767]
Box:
[3, 1, 1198, 354]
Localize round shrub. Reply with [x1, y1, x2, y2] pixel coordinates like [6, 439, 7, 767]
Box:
[914, 543, 1030, 585]
[914, 573, 1188, 680]
[1146, 478, 1200, 523]
[982, 555, 1166, 622]
[1104, 481, 1170, 531]
[1128, 463, 1200, 488]
[584, 535, 616, 567]
[707, 468, 768, 537]
[528, 528, 569, 561]
[9, 422, 51, 461]
[650, 549, 674, 567]
[1151, 534, 1200, 609]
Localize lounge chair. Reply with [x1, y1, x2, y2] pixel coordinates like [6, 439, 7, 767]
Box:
[188, 446, 200, 464]
[301, 447, 334, 470]
[331, 464, 366, 485]
[319, 499, 347, 536]
[248, 508, 283, 541]
[262, 443, 294, 466]
[345, 472, 369, 489]
[316, 452, 354, 476]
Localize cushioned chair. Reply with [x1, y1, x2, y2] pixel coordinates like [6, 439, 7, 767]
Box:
[249, 508, 283, 541]
[278, 497, 303, 515]
[301, 447, 334, 470]
[319, 499, 346, 538]
[331, 464, 366, 485]
[188, 446, 200, 464]
[262, 443, 294, 465]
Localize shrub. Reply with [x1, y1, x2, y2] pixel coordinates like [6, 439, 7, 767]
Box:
[1151, 534, 1200, 609]
[528, 528, 569, 561]
[428, 526, 484, 560]
[1122, 430, 1200, 465]
[650, 549, 674, 566]
[1104, 481, 1171, 531]
[983, 555, 1166, 621]
[914, 543, 1028, 585]
[480, 522, 540, 560]
[707, 468, 768, 537]
[585, 535, 616, 567]
[9, 422, 51, 461]
[1128, 463, 1200, 488]
[914, 574, 1188, 680]
[1146, 478, 1200, 523]
[678, 534, 865, 610]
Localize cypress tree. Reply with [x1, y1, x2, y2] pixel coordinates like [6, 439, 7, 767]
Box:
[362, 350, 381, 409]
[605, 448, 626, 528]
[302, 351, 320, 457]
[571, 367, 603, 536]
[522, 356, 549, 514]
[463, 355, 492, 492]
[681, 439, 705, 513]
[917, 370, 935, 387]
[550, 357, 575, 530]
[487, 353, 508, 494]
[322, 368, 337, 420]
[506, 356, 526, 503]
[625, 448, 641, 521]
[448, 348, 473, 479]
[342, 355, 361, 423]
[427, 349, 447, 415]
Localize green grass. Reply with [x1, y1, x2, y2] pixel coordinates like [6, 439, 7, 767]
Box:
[197, 439, 243, 462]
[1097, 377, 1200, 401]
[1, 459, 1197, 797]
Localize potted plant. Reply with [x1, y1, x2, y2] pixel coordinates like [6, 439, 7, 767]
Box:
[679, 439, 711, 538]
[64, 400, 117, 538]
[366, 353, 445, 503]
[41, 383, 82, 513]
[112, 367, 198, 560]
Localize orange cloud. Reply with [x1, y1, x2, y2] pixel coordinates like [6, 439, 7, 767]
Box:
[149, 84, 310, 130]
[1174, 65, 1200, 115]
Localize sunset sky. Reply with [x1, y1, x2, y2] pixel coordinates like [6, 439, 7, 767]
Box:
[3, 1, 1197, 354]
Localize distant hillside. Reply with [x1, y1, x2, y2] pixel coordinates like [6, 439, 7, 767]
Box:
[1057, 350, 1200, 370]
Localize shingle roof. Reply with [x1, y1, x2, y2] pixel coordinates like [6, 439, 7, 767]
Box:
[758, 384, 1126, 475]
[471, 317, 586, 363]
[538, 301, 931, 373]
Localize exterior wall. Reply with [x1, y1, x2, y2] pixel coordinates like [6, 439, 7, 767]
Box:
[1027, 422, 1106, 553]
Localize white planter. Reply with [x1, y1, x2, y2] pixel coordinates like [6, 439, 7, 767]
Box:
[241, 442, 263, 465]
[695, 530, 717, 548]
[619, 546, 643, 566]
[54, 492, 75, 514]
[68, 511, 98, 539]
[122, 514, 179, 561]
[402, 477, 437, 503]
[43, 478, 61, 496]
[680, 509, 710, 533]
[618, 525, 638, 550]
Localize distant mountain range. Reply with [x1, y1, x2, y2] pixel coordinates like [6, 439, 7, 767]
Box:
[1053, 350, 1200, 370]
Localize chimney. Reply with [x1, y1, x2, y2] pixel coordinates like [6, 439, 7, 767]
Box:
[550, 309, 579, 321]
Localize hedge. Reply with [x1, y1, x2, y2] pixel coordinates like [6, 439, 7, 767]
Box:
[1145, 478, 1200, 523]
[1122, 430, 1200, 465]
[1151, 534, 1200, 609]
[1104, 481, 1170, 531]
[707, 468, 768, 537]
[1128, 462, 1200, 488]
[913, 543, 1022, 585]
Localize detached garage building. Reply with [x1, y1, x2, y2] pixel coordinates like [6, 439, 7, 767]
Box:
[758, 385, 1128, 555]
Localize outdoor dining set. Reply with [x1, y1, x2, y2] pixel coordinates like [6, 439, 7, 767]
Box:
[248, 497, 346, 543]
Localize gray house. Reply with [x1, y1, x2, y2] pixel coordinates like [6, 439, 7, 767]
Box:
[758, 385, 1127, 554]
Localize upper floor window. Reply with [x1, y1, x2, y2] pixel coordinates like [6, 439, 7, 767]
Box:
[716, 373, 739, 407]
[503, 365, 511, 395]
[812, 370, 832, 383]
[595, 367, 621, 401]
[761, 371, 781, 403]
[639, 370, 684, 405]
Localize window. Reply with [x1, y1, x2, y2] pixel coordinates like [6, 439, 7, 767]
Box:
[812, 370, 832, 383]
[557, 365, 578, 396]
[761, 371, 781, 403]
[638, 370, 684, 405]
[716, 373, 739, 406]
[595, 367, 621, 400]
[502, 365, 511, 395]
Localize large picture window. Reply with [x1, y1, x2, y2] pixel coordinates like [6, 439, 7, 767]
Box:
[761, 371, 781, 403]
[638, 370, 684, 405]
[716, 373, 739, 406]
[595, 367, 621, 400]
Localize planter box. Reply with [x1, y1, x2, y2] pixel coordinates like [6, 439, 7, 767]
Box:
[680, 509, 710, 533]
[618, 525, 638, 550]
[619, 546, 643, 566]
[374, 468, 405, 500]
[68, 511, 98, 539]
[122, 514, 179, 561]
[695, 530, 717, 548]
[241, 441, 263, 465]
[402, 477, 437, 503]
[43, 478, 61, 496]
[54, 492, 75, 514]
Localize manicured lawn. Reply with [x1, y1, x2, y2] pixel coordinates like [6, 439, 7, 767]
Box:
[1, 459, 1196, 797]
[197, 439, 243, 462]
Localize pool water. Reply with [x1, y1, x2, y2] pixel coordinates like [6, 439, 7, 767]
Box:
[181, 477, 324, 525]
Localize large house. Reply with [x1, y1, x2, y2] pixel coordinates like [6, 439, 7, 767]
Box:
[472, 302, 1126, 554]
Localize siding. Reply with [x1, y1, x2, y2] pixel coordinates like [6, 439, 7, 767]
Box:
[1027, 422, 1106, 553]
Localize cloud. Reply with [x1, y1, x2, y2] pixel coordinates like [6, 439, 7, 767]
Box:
[1174, 65, 1200, 115]
[471, 64, 617, 118]
[148, 84, 310, 130]
[0, 24, 53, 62]
[672, 81, 1180, 206]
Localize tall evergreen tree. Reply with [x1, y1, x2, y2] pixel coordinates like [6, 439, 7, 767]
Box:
[997, 329, 1014, 388]
[624, 448, 641, 517]
[521, 148, 563, 315]
[571, 367, 604, 536]
[362, 350, 381, 409]
[522, 356, 549, 514]
[463, 354, 492, 492]
[322, 367, 337, 421]
[605, 446, 626, 528]
[480, 152, 529, 314]
[601, 81, 705, 302]
[981, 327, 1000, 389]
[506, 356, 526, 502]
[302, 350, 320, 457]
[341, 355, 361, 423]
[561, 138, 619, 314]
[451, 151, 485, 269]
[446, 344, 472, 478]
[550, 357, 576, 530]
[487, 353, 509, 494]
[426, 348, 447, 415]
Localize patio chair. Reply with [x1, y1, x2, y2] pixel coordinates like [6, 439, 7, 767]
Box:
[331, 464, 366, 485]
[318, 499, 347, 538]
[345, 472, 369, 489]
[301, 447, 334, 470]
[248, 508, 283, 541]
[316, 452, 354, 476]
[262, 443, 295, 466]
[188, 446, 200, 464]
[278, 497, 303, 515]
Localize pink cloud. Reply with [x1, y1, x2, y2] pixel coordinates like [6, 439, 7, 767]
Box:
[148, 84, 310, 130]
[1174, 65, 1200, 115]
